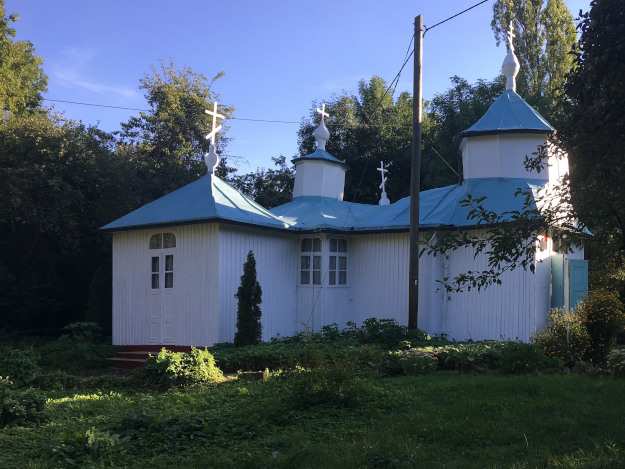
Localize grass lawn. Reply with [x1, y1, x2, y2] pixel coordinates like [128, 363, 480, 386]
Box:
[1, 373, 624, 468]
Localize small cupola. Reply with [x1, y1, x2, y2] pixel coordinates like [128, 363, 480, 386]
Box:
[457, 23, 555, 181]
[292, 103, 348, 200]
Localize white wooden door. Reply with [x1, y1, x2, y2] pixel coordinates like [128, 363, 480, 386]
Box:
[148, 250, 176, 344]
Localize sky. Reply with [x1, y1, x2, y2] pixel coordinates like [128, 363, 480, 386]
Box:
[6, 0, 590, 174]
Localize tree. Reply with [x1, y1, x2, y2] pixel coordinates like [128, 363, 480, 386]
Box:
[228, 156, 295, 209]
[297, 77, 414, 204]
[558, 0, 625, 299]
[118, 59, 234, 205]
[491, 0, 577, 123]
[426, 76, 506, 187]
[234, 251, 263, 347]
[0, 0, 47, 115]
[297, 76, 461, 204]
[0, 112, 133, 330]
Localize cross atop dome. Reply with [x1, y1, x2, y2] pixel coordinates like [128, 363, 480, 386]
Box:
[506, 20, 516, 53]
[502, 21, 520, 92]
[312, 102, 331, 151]
[204, 102, 225, 174]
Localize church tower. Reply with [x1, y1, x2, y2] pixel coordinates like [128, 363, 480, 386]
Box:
[291, 104, 348, 200]
[457, 23, 556, 182]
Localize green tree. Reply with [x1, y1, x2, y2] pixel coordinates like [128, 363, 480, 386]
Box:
[0, 112, 132, 330]
[0, 0, 47, 115]
[558, 0, 625, 299]
[426, 76, 506, 187]
[297, 76, 456, 204]
[491, 0, 577, 122]
[234, 251, 263, 347]
[228, 156, 295, 209]
[119, 59, 234, 205]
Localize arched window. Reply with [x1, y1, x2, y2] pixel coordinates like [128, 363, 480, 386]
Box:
[149, 232, 176, 289]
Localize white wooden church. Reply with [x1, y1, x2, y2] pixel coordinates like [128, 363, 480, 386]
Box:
[102, 35, 587, 347]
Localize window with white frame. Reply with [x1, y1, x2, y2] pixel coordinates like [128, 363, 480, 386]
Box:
[329, 238, 347, 285]
[149, 233, 176, 289]
[300, 238, 322, 285]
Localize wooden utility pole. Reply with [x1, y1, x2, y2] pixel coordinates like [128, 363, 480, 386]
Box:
[408, 15, 423, 330]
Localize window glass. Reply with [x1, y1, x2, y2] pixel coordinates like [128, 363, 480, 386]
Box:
[300, 238, 322, 285]
[329, 239, 347, 286]
[163, 233, 176, 248]
[165, 255, 174, 271]
[165, 273, 173, 288]
[339, 271, 347, 285]
[313, 270, 321, 285]
[151, 256, 159, 289]
[149, 234, 162, 249]
[301, 271, 310, 285]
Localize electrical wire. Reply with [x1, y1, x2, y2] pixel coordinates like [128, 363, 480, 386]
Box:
[423, 0, 490, 37]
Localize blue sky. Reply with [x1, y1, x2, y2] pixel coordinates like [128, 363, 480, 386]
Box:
[7, 0, 589, 173]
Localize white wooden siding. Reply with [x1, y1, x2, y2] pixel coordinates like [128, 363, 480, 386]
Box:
[218, 226, 298, 343]
[440, 235, 541, 342]
[112, 224, 220, 347]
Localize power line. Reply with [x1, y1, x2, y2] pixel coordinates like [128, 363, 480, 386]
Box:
[42, 98, 415, 129]
[423, 0, 490, 37]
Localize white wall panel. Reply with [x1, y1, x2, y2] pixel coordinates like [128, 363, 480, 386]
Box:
[440, 231, 541, 342]
[218, 226, 298, 343]
[112, 224, 220, 347]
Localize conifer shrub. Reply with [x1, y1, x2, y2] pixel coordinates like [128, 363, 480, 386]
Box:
[135, 348, 225, 389]
[577, 289, 625, 363]
[532, 307, 590, 366]
[234, 251, 262, 347]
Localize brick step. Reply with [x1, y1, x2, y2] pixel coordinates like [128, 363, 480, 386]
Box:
[108, 345, 197, 369]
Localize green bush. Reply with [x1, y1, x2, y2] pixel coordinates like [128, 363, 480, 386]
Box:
[0, 348, 38, 386]
[53, 426, 128, 467]
[606, 348, 625, 377]
[31, 371, 81, 391]
[498, 341, 547, 375]
[278, 345, 384, 409]
[578, 289, 625, 363]
[395, 348, 437, 375]
[532, 307, 590, 366]
[37, 333, 114, 372]
[0, 376, 46, 427]
[135, 348, 225, 389]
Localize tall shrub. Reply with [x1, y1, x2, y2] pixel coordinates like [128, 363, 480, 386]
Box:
[532, 308, 589, 366]
[578, 289, 625, 363]
[234, 251, 262, 347]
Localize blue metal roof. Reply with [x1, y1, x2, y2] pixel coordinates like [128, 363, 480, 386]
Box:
[270, 197, 376, 230]
[461, 90, 554, 136]
[101, 174, 290, 231]
[271, 178, 545, 232]
[291, 149, 349, 169]
[102, 171, 546, 234]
